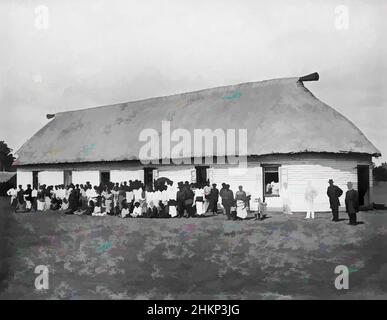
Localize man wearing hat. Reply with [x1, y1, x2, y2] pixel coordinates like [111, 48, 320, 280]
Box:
[327, 179, 343, 222]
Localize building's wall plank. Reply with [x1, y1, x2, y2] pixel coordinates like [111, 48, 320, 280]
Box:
[16, 169, 32, 189]
[110, 170, 144, 183]
[38, 171, 64, 186]
[72, 171, 100, 186]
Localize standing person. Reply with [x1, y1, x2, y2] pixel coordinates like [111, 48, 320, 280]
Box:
[327, 179, 343, 222]
[102, 188, 113, 215]
[345, 182, 359, 226]
[166, 181, 178, 218]
[281, 182, 292, 215]
[7, 186, 17, 207]
[304, 181, 318, 219]
[203, 181, 211, 212]
[222, 184, 234, 220]
[176, 183, 186, 218]
[256, 198, 267, 220]
[31, 186, 38, 212]
[24, 184, 33, 211]
[184, 184, 195, 218]
[219, 183, 227, 215]
[112, 183, 120, 210]
[194, 184, 205, 217]
[208, 183, 219, 215]
[235, 185, 248, 220]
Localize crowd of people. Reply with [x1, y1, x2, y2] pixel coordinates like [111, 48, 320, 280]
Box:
[6, 178, 359, 225]
[6, 179, 268, 221]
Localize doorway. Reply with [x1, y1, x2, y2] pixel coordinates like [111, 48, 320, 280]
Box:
[100, 171, 110, 186]
[144, 167, 155, 188]
[32, 171, 39, 189]
[357, 165, 369, 206]
[195, 166, 209, 188]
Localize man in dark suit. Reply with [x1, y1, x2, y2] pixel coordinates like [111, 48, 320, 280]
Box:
[345, 182, 359, 225]
[327, 179, 343, 222]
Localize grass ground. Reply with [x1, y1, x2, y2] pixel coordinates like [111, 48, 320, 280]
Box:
[1, 196, 387, 300]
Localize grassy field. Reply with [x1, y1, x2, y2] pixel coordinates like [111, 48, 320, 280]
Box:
[1, 197, 387, 300]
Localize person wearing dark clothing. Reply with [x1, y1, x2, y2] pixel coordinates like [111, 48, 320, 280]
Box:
[327, 179, 343, 222]
[24, 184, 33, 211]
[184, 185, 195, 218]
[176, 184, 186, 218]
[345, 182, 359, 225]
[208, 184, 219, 214]
[222, 184, 234, 220]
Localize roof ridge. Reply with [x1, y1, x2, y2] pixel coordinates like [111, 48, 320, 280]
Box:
[55, 76, 299, 115]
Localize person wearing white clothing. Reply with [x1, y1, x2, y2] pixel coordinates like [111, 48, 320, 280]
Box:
[131, 202, 142, 217]
[7, 187, 17, 205]
[305, 181, 318, 219]
[194, 187, 205, 216]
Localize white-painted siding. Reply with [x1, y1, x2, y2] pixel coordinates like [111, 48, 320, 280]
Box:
[263, 157, 371, 212]
[158, 167, 194, 185]
[72, 171, 100, 186]
[16, 169, 32, 189]
[212, 165, 262, 211]
[38, 171, 64, 186]
[110, 170, 144, 183]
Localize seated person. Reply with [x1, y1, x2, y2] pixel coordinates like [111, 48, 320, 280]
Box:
[50, 197, 62, 211]
[60, 198, 69, 211]
[15, 198, 28, 213]
[131, 202, 142, 217]
[121, 200, 130, 218]
[84, 200, 95, 216]
[92, 198, 106, 216]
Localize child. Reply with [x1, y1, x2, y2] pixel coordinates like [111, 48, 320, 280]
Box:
[131, 202, 142, 218]
[92, 197, 106, 216]
[121, 200, 130, 218]
[256, 197, 267, 220]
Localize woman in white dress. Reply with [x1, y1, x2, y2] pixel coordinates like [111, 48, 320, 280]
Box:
[304, 181, 318, 219]
[280, 182, 292, 215]
[235, 186, 248, 219]
[194, 185, 206, 216]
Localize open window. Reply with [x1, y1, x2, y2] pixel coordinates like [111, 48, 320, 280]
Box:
[263, 165, 280, 196]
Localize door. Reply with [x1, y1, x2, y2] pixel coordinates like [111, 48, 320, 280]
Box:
[32, 171, 39, 189]
[100, 171, 110, 186]
[195, 166, 209, 188]
[144, 167, 155, 188]
[357, 165, 370, 206]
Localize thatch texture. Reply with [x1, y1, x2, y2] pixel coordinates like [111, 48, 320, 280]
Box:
[15, 77, 380, 165]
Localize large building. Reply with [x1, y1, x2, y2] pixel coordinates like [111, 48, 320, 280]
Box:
[14, 73, 380, 212]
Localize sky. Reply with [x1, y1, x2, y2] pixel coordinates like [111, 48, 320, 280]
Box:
[0, 0, 386, 163]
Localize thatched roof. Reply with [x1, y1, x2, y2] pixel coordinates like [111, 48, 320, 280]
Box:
[15, 74, 380, 165]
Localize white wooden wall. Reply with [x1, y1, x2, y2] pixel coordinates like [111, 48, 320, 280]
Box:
[212, 165, 262, 211]
[72, 170, 100, 186]
[38, 171, 64, 186]
[158, 167, 193, 185]
[16, 169, 32, 189]
[263, 157, 371, 212]
[110, 170, 144, 184]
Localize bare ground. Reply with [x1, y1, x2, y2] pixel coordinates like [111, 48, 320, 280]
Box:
[0, 197, 387, 300]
